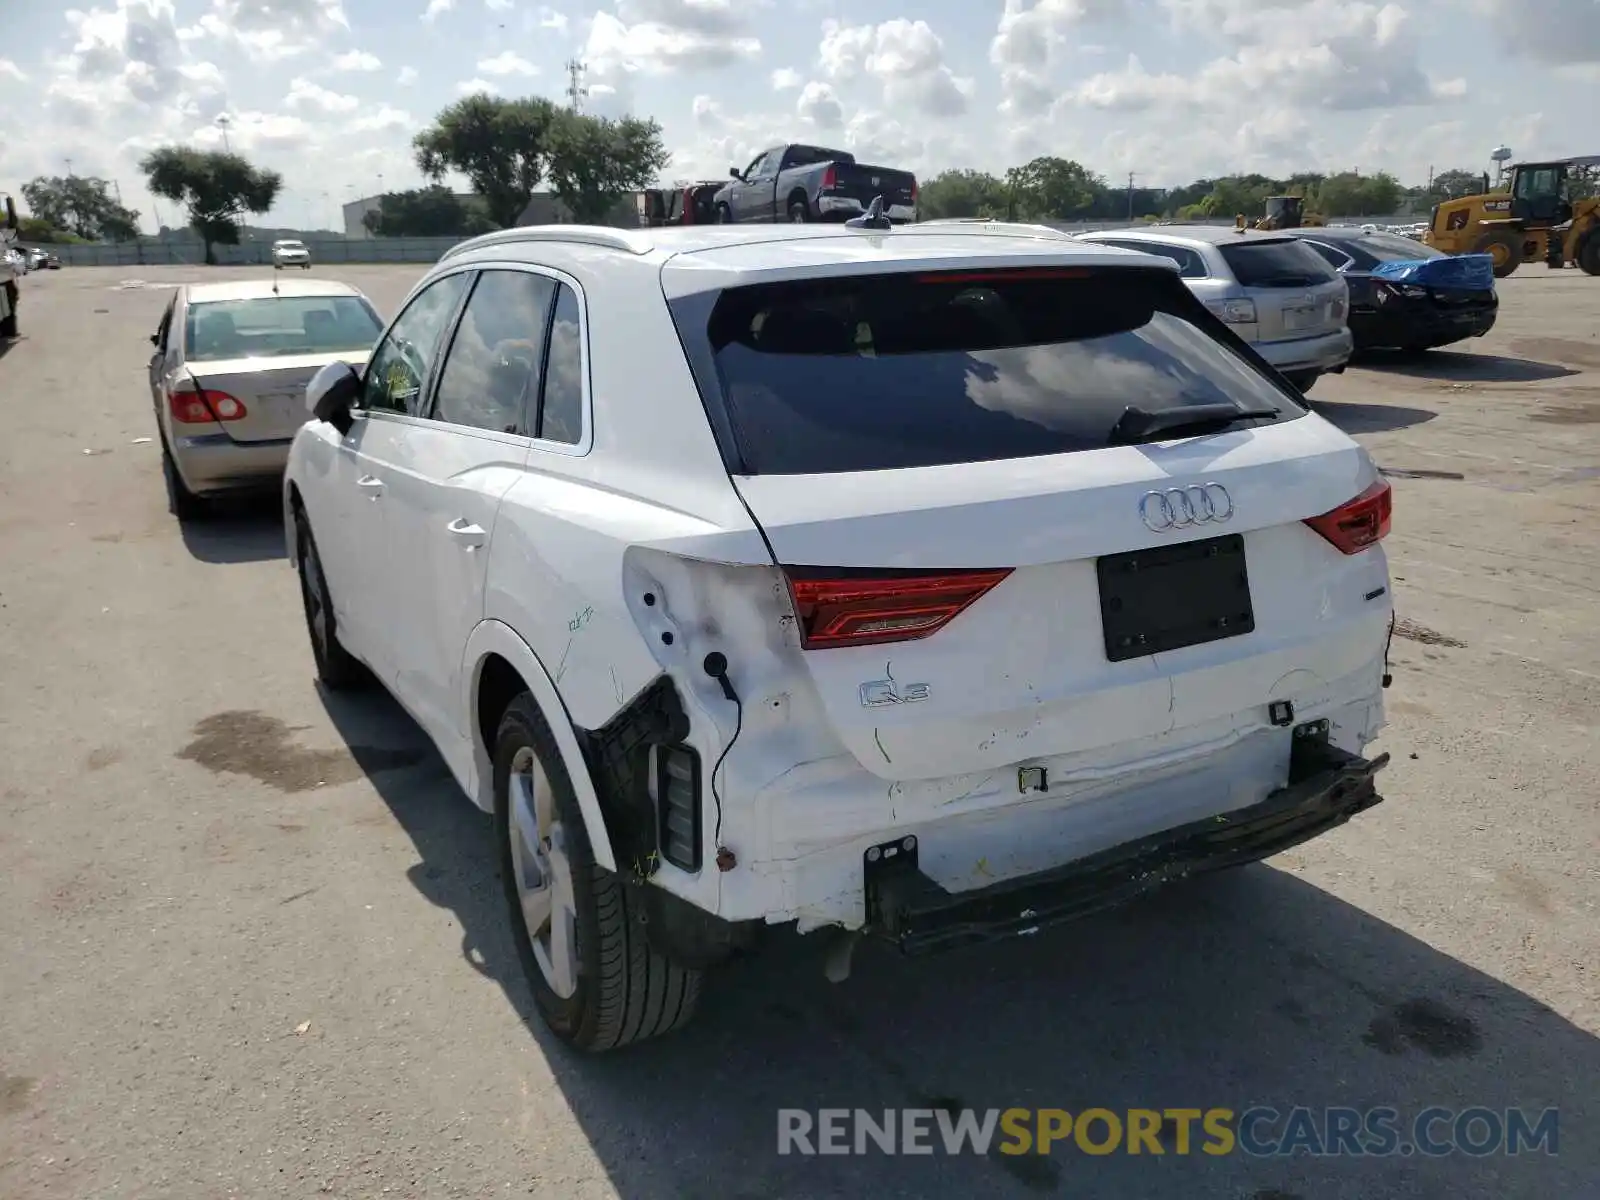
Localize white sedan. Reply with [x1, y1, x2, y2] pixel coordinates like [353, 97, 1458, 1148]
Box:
[146, 277, 384, 518]
[271, 239, 312, 269]
[286, 221, 1395, 1051]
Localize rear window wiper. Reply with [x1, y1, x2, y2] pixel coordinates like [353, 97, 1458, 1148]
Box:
[1110, 403, 1279, 445]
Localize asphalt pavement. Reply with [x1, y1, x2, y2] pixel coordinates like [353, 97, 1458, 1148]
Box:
[1, 262, 1596, 1199]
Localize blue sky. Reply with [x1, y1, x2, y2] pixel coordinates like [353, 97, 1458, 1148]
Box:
[3, 0, 1598, 233]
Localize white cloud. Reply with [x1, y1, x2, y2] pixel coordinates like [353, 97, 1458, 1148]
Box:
[0, 59, 27, 82]
[423, 0, 454, 20]
[188, 0, 350, 61]
[818, 18, 972, 117]
[537, 6, 570, 33]
[1475, 0, 1600, 67]
[285, 76, 360, 114]
[477, 51, 539, 76]
[771, 67, 802, 90]
[486, 0, 514, 9]
[796, 80, 843, 128]
[583, 3, 761, 78]
[333, 49, 381, 71]
[457, 77, 502, 94]
[397, 65, 419, 85]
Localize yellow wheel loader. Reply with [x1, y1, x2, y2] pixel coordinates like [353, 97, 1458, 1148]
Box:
[1424, 155, 1600, 279]
[1251, 195, 1325, 230]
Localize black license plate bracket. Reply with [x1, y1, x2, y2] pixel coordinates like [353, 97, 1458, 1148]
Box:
[1097, 533, 1255, 662]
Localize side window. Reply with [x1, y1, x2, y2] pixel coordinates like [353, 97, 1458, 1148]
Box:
[432, 270, 557, 435]
[535, 284, 584, 446]
[361, 272, 472, 415]
[1173, 248, 1208, 279]
[1302, 241, 1350, 271]
[154, 299, 175, 352]
[743, 153, 767, 179]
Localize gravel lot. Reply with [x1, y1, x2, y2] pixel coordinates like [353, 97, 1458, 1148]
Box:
[1, 262, 1596, 1199]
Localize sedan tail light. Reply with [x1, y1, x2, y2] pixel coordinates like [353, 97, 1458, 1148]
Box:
[782, 567, 1013, 649]
[168, 383, 248, 424]
[1304, 480, 1392, 554]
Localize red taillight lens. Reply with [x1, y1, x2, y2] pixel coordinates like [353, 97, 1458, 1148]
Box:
[821, 164, 837, 190]
[1304, 480, 1392, 554]
[168, 387, 248, 424]
[910, 178, 918, 204]
[782, 567, 1013, 649]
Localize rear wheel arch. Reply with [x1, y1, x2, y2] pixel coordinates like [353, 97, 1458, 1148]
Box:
[464, 622, 617, 871]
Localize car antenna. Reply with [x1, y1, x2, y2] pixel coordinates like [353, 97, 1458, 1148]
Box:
[845, 195, 892, 231]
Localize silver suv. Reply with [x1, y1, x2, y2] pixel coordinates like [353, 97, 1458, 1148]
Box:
[1077, 226, 1353, 392]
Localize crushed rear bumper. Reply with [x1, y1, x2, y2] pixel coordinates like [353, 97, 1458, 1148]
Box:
[863, 723, 1389, 956]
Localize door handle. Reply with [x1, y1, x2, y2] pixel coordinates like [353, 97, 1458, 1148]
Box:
[446, 518, 487, 548]
[356, 475, 384, 499]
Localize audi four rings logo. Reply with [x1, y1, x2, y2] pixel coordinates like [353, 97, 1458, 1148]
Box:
[1139, 483, 1234, 531]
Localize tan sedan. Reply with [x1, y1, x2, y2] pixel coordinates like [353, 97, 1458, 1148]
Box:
[146, 277, 384, 518]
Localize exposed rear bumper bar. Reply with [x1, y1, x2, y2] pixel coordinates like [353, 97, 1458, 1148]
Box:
[864, 725, 1389, 956]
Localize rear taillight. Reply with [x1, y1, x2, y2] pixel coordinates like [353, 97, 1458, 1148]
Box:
[168, 386, 248, 424]
[910, 178, 918, 204]
[783, 567, 1013, 649]
[1206, 297, 1258, 324]
[820, 164, 837, 190]
[1304, 480, 1392, 554]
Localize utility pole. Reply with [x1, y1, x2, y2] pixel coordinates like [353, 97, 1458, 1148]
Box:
[565, 59, 587, 112]
[64, 157, 74, 177]
[1126, 171, 1136, 221]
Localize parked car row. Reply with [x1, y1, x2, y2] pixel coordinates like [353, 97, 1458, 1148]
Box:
[157, 220, 1395, 1053]
[7, 246, 62, 272]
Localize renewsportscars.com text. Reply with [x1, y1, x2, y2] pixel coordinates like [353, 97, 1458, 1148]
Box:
[777, 1107, 1559, 1158]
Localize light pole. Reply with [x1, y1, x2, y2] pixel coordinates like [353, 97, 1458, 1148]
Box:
[216, 114, 233, 154]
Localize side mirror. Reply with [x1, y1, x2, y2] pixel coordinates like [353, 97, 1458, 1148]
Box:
[729, 167, 742, 181]
[306, 360, 361, 436]
[149, 333, 160, 347]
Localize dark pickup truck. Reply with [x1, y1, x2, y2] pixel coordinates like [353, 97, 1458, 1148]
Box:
[711, 144, 918, 225]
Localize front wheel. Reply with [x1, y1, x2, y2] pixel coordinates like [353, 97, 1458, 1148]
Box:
[495, 693, 702, 1051]
[715, 204, 733, 225]
[1578, 233, 1600, 277]
[1473, 231, 1522, 278]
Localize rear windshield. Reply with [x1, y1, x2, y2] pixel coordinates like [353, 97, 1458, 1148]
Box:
[677, 269, 1303, 475]
[1219, 239, 1339, 288]
[185, 295, 383, 362]
[1350, 233, 1442, 264]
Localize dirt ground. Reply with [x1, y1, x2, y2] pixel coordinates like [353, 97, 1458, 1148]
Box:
[1, 262, 1596, 1199]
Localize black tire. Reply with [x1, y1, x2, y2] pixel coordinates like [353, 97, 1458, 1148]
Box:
[495, 692, 702, 1051]
[1578, 233, 1600, 277]
[0, 283, 17, 339]
[715, 203, 733, 225]
[294, 512, 366, 691]
[1284, 371, 1320, 393]
[1473, 231, 1522, 278]
[161, 440, 207, 521]
[787, 200, 810, 223]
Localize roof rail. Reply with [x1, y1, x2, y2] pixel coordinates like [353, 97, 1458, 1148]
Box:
[437, 224, 653, 263]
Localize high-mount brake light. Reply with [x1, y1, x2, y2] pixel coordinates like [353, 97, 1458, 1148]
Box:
[782, 567, 1013, 650]
[1304, 480, 1392, 554]
[914, 268, 1090, 284]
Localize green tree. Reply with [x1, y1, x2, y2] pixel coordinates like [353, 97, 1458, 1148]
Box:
[1314, 171, 1402, 217]
[1428, 168, 1487, 200]
[916, 169, 1007, 219]
[20, 175, 141, 241]
[413, 94, 560, 229]
[1006, 156, 1101, 219]
[363, 186, 493, 237]
[139, 147, 282, 264]
[544, 110, 671, 223]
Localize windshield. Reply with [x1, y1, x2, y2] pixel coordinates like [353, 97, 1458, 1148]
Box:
[675, 268, 1303, 475]
[184, 295, 383, 361]
[1219, 239, 1339, 288]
